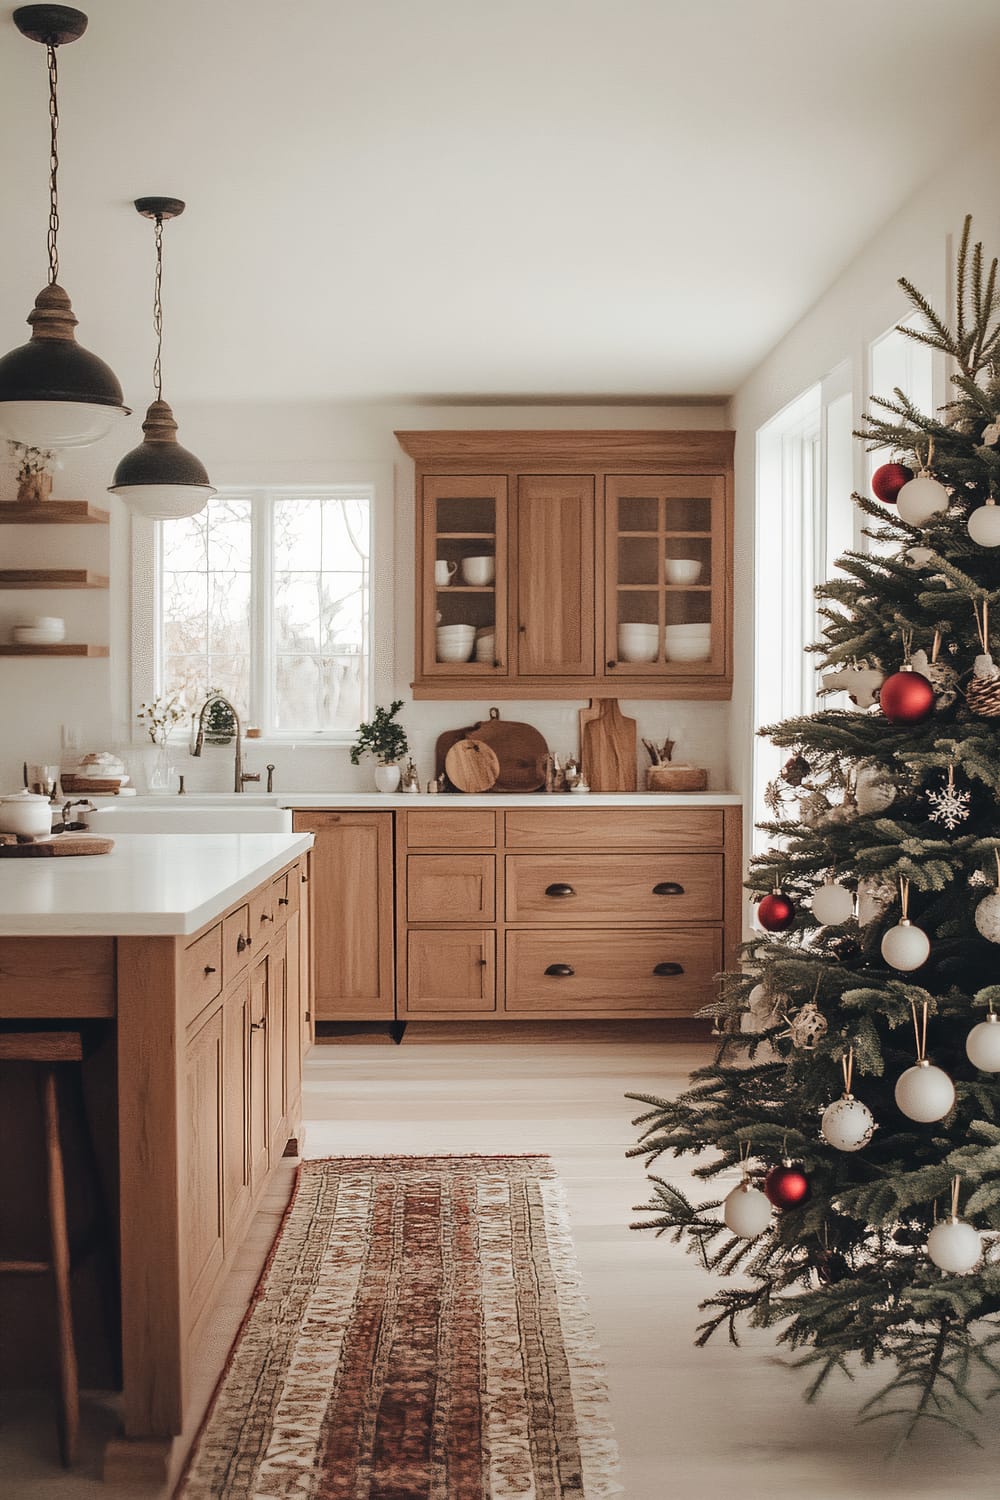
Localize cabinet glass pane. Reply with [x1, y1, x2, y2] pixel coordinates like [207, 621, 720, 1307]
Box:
[664, 495, 711, 532]
[435, 495, 496, 535]
[433, 493, 497, 660]
[618, 535, 660, 587]
[617, 495, 659, 531]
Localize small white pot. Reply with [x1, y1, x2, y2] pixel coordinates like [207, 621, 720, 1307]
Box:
[374, 764, 401, 793]
[0, 790, 53, 838]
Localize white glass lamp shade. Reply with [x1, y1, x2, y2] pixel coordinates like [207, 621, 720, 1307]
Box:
[109, 399, 214, 520]
[0, 284, 129, 449]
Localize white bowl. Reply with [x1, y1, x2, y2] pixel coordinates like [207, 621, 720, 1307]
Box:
[437, 641, 475, 663]
[436, 622, 475, 635]
[460, 555, 495, 586]
[664, 640, 712, 662]
[664, 623, 710, 638]
[13, 625, 66, 645]
[665, 558, 702, 585]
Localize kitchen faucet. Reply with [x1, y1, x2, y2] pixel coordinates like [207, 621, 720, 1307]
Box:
[191, 694, 260, 793]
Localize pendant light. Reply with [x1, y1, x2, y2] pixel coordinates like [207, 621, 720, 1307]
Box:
[0, 7, 129, 448]
[109, 199, 214, 519]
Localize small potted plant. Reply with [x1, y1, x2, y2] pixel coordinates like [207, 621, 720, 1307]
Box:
[9, 441, 55, 505]
[350, 700, 409, 792]
[136, 691, 188, 791]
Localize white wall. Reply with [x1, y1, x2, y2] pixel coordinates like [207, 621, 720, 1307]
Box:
[729, 130, 1000, 857]
[0, 401, 734, 795]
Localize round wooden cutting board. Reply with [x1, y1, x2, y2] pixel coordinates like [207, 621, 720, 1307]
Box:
[444, 738, 501, 794]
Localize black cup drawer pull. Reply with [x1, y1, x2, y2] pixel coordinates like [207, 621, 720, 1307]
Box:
[652, 881, 685, 896]
[653, 961, 685, 977]
[545, 963, 575, 977]
[544, 882, 576, 898]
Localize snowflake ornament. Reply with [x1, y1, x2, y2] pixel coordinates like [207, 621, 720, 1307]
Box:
[927, 766, 971, 830]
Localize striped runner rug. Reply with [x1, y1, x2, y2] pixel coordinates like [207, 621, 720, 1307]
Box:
[177, 1156, 621, 1498]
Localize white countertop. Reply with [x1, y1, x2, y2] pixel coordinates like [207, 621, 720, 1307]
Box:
[0, 832, 313, 938]
[276, 790, 742, 807]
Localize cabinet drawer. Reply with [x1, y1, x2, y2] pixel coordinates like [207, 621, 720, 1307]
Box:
[506, 853, 722, 924]
[404, 809, 496, 848]
[405, 929, 496, 1014]
[223, 904, 253, 980]
[505, 928, 722, 1014]
[250, 883, 276, 940]
[272, 866, 299, 923]
[407, 855, 496, 922]
[181, 923, 223, 1025]
[504, 808, 726, 851]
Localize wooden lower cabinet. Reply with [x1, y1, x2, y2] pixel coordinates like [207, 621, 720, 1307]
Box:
[395, 805, 740, 1022]
[293, 811, 394, 1019]
[181, 1004, 225, 1330]
[248, 955, 270, 1189]
[222, 972, 252, 1239]
[403, 929, 496, 1015]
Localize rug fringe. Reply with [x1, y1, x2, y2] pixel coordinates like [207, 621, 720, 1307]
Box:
[541, 1178, 625, 1499]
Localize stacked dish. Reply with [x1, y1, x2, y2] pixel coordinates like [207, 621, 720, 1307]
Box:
[474, 625, 496, 663]
[617, 622, 659, 663]
[12, 615, 65, 646]
[436, 623, 475, 662]
[664, 623, 711, 661]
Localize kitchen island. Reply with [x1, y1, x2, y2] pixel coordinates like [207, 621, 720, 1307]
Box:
[0, 832, 313, 1482]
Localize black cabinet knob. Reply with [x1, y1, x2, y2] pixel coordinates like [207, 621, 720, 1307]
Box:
[606, 659, 617, 669]
[236, 933, 247, 953]
[652, 881, 685, 896]
[278, 896, 289, 906]
[544, 882, 576, 898]
[544, 963, 575, 977]
[203, 965, 216, 976]
[653, 962, 684, 977]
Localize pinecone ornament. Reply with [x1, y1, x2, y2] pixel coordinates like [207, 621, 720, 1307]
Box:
[967, 653, 1000, 718]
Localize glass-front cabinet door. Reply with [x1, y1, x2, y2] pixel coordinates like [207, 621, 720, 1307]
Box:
[604, 475, 727, 682]
[420, 475, 508, 680]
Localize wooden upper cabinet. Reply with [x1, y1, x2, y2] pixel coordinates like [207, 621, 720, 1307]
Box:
[397, 429, 733, 700]
[516, 475, 594, 676]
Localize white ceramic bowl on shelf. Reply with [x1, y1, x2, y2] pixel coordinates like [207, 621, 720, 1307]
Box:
[618, 622, 660, 663]
[437, 641, 475, 663]
[665, 558, 702, 585]
[664, 639, 712, 662]
[12, 624, 66, 645]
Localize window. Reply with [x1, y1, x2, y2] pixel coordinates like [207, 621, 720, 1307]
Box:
[157, 486, 373, 737]
[752, 364, 854, 847]
[865, 317, 935, 555]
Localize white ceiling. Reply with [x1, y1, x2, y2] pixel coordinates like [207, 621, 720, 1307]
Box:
[2, 0, 999, 406]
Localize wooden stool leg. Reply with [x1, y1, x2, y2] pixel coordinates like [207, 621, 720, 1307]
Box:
[41, 1066, 80, 1467]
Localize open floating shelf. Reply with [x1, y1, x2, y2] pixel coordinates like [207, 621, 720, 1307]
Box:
[0, 569, 109, 590]
[0, 644, 109, 657]
[0, 501, 110, 525]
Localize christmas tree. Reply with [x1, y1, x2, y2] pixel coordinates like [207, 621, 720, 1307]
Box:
[630, 216, 1000, 1441]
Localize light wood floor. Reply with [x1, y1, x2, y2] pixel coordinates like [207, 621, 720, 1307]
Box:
[2, 1031, 998, 1498]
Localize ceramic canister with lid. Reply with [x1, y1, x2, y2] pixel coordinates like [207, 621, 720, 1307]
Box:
[0, 790, 53, 838]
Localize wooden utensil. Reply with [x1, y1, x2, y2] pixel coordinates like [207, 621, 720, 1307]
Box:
[579, 698, 637, 791]
[444, 738, 501, 794]
[0, 834, 115, 857]
[466, 708, 548, 792]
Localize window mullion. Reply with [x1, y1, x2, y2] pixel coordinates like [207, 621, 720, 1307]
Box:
[253, 491, 273, 734]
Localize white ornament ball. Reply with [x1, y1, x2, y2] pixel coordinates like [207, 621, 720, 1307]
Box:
[927, 1218, 982, 1275]
[904, 545, 934, 568]
[812, 880, 854, 925]
[821, 1093, 876, 1152]
[896, 474, 949, 526]
[894, 1061, 956, 1122]
[967, 1015, 1000, 1071]
[881, 921, 930, 972]
[855, 763, 896, 816]
[723, 1181, 773, 1238]
[968, 502, 1000, 547]
[974, 891, 1000, 944]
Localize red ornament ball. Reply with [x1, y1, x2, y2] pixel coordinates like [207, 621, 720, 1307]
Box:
[871, 462, 914, 504]
[757, 892, 795, 932]
[763, 1162, 811, 1210]
[878, 668, 935, 725]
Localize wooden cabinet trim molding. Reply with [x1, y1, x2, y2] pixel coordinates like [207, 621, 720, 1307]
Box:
[396, 429, 735, 466]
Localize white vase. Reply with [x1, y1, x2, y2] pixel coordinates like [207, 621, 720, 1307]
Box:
[374, 764, 401, 793]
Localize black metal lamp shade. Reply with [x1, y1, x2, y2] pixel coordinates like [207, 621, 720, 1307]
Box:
[108, 399, 215, 519]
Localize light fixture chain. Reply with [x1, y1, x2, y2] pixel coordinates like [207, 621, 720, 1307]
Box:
[46, 42, 60, 285]
[152, 215, 164, 401]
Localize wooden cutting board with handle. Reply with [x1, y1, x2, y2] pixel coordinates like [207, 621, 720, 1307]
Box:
[579, 698, 637, 792]
[444, 738, 501, 794]
[0, 834, 115, 857]
[435, 720, 480, 786]
[466, 708, 548, 792]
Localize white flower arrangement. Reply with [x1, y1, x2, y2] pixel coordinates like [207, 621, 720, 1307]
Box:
[137, 692, 188, 745]
[8, 440, 55, 480]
